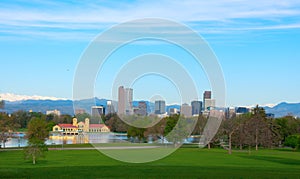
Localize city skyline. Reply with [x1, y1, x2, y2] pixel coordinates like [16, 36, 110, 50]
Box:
[0, 91, 292, 108]
[0, 1, 300, 107]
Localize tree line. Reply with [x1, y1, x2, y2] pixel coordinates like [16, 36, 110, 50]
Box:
[217, 106, 300, 153]
[1, 106, 300, 152]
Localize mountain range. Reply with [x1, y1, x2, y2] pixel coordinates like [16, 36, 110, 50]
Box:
[0, 93, 299, 117]
[264, 102, 300, 118]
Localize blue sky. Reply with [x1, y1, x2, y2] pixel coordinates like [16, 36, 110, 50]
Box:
[0, 0, 300, 107]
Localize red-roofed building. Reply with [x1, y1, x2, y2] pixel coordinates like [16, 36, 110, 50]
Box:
[52, 118, 110, 135]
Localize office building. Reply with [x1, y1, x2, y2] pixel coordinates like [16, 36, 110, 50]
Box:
[236, 107, 250, 115]
[203, 91, 211, 111]
[203, 91, 212, 100]
[203, 91, 216, 111]
[225, 107, 236, 119]
[204, 99, 216, 111]
[155, 100, 166, 114]
[91, 106, 105, 117]
[191, 101, 202, 116]
[169, 108, 179, 115]
[46, 109, 61, 116]
[180, 103, 192, 117]
[138, 101, 147, 116]
[106, 100, 115, 114]
[118, 86, 133, 115]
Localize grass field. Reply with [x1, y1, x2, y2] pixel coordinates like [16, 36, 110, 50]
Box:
[0, 146, 300, 178]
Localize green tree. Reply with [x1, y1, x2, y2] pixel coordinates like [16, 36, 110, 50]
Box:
[276, 116, 299, 144]
[144, 118, 167, 142]
[11, 110, 31, 129]
[127, 126, 146, 143]
[245, 105, 268, 151]
[163, 114, 195, 146]
[105, 114, 128, 133]
[284, 135, 300, 150]
[0, 113, 19, 148]
[192, 115, 208, 135]
[24, 117, 48, 164]
[164, 114, 179, 136]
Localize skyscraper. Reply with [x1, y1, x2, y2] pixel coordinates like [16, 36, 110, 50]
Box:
[203, 91, 213, 111]
[191, 101, 202, 116]
[155, 100, 166, 114]
[118, 86, 133, 115]
[181, 103, 192, 117]
[118, 86, 125, 115]
[203, 91, 212, 101]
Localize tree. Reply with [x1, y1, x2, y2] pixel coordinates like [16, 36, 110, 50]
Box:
[251, 105, 267, 151]
[241, 105, 269, 151]
[105, 114, 128, 133]
[163, 114, 195, 146]
[144, 118, 167, 142]
[192, 115, 208, 135]
[164, 114, 179, 136]
[0, 113, 19, 148]
[127, 126, 146, 143]
[220, 117, 241, 154]
[231, 113, 251, 150]
[24, 117, 48, 164]
[276, 116, 299, 144]
[11, 110, 31, 129]
[284, 135, 300, 150]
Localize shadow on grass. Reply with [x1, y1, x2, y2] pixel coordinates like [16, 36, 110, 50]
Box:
[240, 155, 300, 166]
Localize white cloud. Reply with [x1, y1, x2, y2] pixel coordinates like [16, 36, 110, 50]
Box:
[0, 0, 300, 40]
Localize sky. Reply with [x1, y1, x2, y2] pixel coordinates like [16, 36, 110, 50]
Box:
[0, 0, 300, 107]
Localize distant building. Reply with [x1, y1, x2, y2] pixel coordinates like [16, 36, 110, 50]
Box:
[203, 91, 212, 100]
[155, 100, 166, 114]
[118, 86, 133, 115]
[203, 91, 213, 111]
[136, 101, 147, 116]
[46, 109, 61, 116]
[191, 101, 202, 116]
[91, 106, 105, 117]
[225, 107, 236, 119]
[204, 99, 216, 111]
[106, 100, 115, 114]
[52, 118, 110, 135]
[236, 107, 250, 115]
[266, 113, 275, 118]
[169, 108, 179, 115]
[75, 109, 86, 115]
[181, 103, 192, 117]
[133, 107, 139, 115]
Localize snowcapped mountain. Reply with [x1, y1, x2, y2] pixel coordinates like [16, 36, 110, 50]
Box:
[0, 93, 68, 102]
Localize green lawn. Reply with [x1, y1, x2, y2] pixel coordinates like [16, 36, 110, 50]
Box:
[0, 147, 299, 178]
